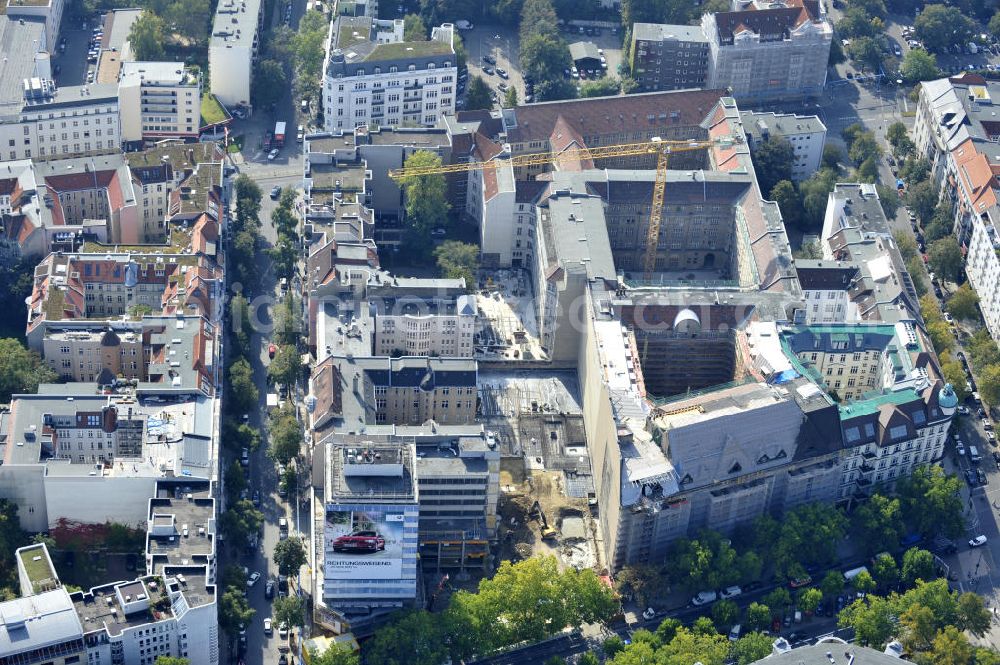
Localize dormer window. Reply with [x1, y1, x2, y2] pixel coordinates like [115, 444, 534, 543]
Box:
[374, 67, 381, 74]
[428, 62, 436, 69]
[680, 473, 693, 485]
[728, 462, 742, 474]
[444, 61, 451, 67]
[757, 454, 770, 464]
[408, 64, 416, 71]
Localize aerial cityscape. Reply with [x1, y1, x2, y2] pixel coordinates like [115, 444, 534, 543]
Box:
[1, 0, 1000, 663]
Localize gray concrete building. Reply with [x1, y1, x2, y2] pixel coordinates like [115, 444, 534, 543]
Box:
[630, 23, 710, 92]
[703, 0, 832, 103]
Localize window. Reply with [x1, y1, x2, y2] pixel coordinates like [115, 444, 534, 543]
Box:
[889, 424, 908, 440]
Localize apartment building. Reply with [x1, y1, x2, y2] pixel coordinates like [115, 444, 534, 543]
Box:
[118, 62, 202, 143]
[820, 183, 921, 324]
[740, 110, 827, 181]
[208, 0, 264, 109]
[310, 355, 478, 431]
[26, 250, 224, 352]
[630, 23, 710, 92]
[0, 588, 87, 665]
[370, 294, 476, 357]
[911, 72, 995, 188]
[703, 0, 832, 103]
[322, 17, 457, 131]
[795, 260, 858, 323]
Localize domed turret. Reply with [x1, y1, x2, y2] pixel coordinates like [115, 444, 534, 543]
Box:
[938, 383, 958, 416]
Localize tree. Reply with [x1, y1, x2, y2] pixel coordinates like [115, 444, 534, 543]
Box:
[925, 200, 955, 243]
[224, 460, 248, 504]
[578, 654, 601, 665]
[268, 235, 299, 280]
[616, 565, 671, 608]
[829, 37, 846, 65]
[876, 184, 900, 220]
[821, 570, 845, 600]
[900, 48, 940, 83]
[503, 86, 519, 108]
[403, 13, 427, 40]
[799, 587, 823, 614]
[520, 32, 573, 89]
[746, 602, 771, 632]
[848, 132, 882, 166]
[434, 241, 479, 288]
[979, 364, 1000, 407]
[906, 180, 939, 224]
[901, 157, 931, 185]
[519, 0, 559, 43]
[219, 587, 255, 632]
[901, 547, 935, 587]
[364, 610, 448, 665]
[750, 137, 794, 198]
[838, 595, 896, 647]
[771, 180, 802, 228]
[0, 339, 57, 402]
[764, 588, 791, 612]
[466, 76, 493, 111]
[579, 77, 620, 98]
[269, 410, 303, 464]
[400, 151, 450, 238]
[218, 500, 263, 549]
[929, 626, 975, 665]
[886, 122, 909, 151]
[655, 617, 682, 645]
[837, 7, 879, 38]
[853, 570, 876, 595]
[956, 592, 992, 636]
[872, 553, 900, 591]
[273, 595, 305, 628]
[991, 11, 1000, 40]
[731, 633, 773, 665]
[849, 36, 884, 71]
[309, 645, 360, 665]
[900, 603, 939, 652]
[603, 636, 626, 658]
[0, 501, 27, 598]
[711, 599, 739, 629]
[254, 60, 287, 109]
[227, 358, 258, 416]
[853, 493, 905, 556]
[658, 627, 729, 665]
[291, 10, 331, 100]
[799, 168, 840, 229]
[928, 237, 964, 283]
[941, 353, 969, 402]
[154, 658, 190, 665]
[267, 344, 302, 388]
[896, 465, 965, 539]
[166, 0, 211, 44]
[128, 11, 166, 61]
[915, 5, 977, 53]
[273, 537, 307, 576]
[969, 329, 1000, 368]
[947, 284, 979, 321]
[822, 145, 843, 170]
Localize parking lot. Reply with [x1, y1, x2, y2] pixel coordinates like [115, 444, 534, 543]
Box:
[53, 18, 99, 87]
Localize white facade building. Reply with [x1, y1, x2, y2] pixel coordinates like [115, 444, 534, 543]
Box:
[208, 0, 263, 109]
[740, 110, 826, 181]
[118, 62, 201, 142]
[322, 17, 457, 132]
[371, 294, 476, 357]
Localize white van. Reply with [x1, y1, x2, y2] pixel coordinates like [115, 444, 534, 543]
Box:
[970, 445, 982, 463]
[843, 565, 869, 582]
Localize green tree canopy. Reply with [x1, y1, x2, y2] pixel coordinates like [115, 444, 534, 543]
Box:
[750, 136, 794, 198]
[269, 409, 303, 464]
[947, 284, 979, 321]
[896, 465, 965, 539]
[219, 586, 255, 632]
[227, 358, 258, 416]
[273, 537, 307, 576]
[403, 13, 427, 40]
[579, 77, 620, 98]
[928, 237, 964, 283]
[915, 5, 977, 53]
[731, 633, 773, 665]
[434, 241, 479, 288]
[503, 86, 519, 108]
[900, 49, 940, 83]
[466, 76, 493, 110]
[853, 493, 905, 556]
[273, 595, 305, 628]
[364, 610, 447, 665]
[309, 644, 359, 665]
[267, 344, 302, 388]
[901, 547, 935, 587]
[771, 180, 803, 229]
[399, 151, 450, 239]
[906, 180, 938, 224]
[128, 11, 166, 61]
[0, 339, 57, 402]
[254, 60, 288, 109]
[746, 602, 771, 632]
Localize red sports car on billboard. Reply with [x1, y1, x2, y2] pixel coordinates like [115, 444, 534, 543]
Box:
[332, 530, 386, 553]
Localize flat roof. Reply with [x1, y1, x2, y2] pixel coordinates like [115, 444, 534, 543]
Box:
[209, 0, 261, 48]
[632, 22, 709, 43]
[0, 589, 84, 655]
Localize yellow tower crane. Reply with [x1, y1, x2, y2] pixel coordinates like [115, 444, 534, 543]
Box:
[388, 137, 717, 279]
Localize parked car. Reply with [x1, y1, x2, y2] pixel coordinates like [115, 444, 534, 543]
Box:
[978, 468, 987, 485]
[729, 624, 742, 641]
[691, 590, 718, 606]
[264, 618, 273, 635]
[496, 67, 508, 79]
[482, 66, 494, 75]
[482, 54, 496, 65]
[267, 148, 279, 161]
[788, 575, 813, 589]
[642, 607, 656, 620]
[265, 580, 275, 600]
[958, 406, 971, 415]
[970, 535, 988, 547]
[247, 571, 261, 588]
[270, 185, 281, 199]
[720, 585, 742, 599]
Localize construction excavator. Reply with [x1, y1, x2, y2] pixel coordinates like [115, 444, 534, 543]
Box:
[529, 500, 559, 540]
[389, 136, 722, 279]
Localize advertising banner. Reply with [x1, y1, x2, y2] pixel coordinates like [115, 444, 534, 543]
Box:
[324, 509, 404, 579]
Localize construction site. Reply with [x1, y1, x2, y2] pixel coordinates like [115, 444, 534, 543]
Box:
[477, 371, 603, 572]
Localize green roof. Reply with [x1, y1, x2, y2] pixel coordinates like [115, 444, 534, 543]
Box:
[338, 22, 368, 48]
[200, 93, 228, 127]
[18, 546, 57, 592]
[43, 287, 66, 321]
[366, 40, 451, 60]
[838, 388, 921, 419]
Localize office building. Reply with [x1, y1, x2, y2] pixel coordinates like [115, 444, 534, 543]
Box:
[322, 17, 457, 131]
[0, 587, 87, 665]
[118, 62, 202, 143]
[370, 294, 476, 357]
